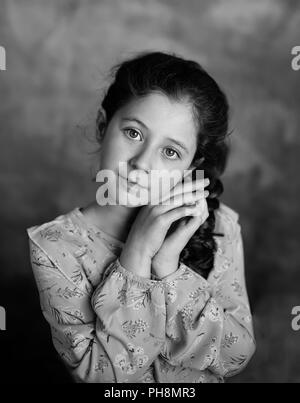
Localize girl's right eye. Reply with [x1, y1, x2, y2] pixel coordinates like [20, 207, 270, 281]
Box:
[123, 128, 142, 141]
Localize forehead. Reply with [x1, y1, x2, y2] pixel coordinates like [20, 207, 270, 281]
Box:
[116, 92, 198, 146]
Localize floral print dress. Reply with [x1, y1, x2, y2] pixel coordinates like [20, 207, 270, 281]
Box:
[26, 202, 256, 383]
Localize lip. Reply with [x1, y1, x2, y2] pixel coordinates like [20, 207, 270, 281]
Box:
[119, 175, 147, 190]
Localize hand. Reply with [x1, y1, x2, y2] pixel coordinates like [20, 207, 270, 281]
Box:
[120, 171, 209, 278]
[152, 176, 210, 279]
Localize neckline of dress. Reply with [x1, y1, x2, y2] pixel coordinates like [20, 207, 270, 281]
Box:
[72, 206, 125, 248]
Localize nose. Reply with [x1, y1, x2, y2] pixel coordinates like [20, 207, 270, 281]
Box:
[128, 148, 152, 188]
[129, 148, 152, 175]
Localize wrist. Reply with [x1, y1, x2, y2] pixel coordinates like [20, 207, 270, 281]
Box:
[119, 247, 151, 279]
[152, 255, 180, 279]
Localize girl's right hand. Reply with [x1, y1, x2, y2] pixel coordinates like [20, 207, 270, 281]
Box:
[119, 174, 210, 277]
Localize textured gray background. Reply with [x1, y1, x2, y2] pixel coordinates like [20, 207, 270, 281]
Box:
[0, 0, 300, 383]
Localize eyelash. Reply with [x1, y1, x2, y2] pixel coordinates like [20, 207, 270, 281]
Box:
[123, 128, 181, 160]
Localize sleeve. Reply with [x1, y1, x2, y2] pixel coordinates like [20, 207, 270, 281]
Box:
[28, 238, 166, 383]
[157, 217, 256, 378]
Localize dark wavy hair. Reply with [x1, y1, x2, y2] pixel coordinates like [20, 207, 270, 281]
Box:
[93, 51, 231, 279]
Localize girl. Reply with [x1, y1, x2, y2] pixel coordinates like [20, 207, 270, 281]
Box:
[27, 51, 256, 383]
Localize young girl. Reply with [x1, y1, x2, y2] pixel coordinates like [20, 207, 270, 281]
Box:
[27, 51, 256, 383]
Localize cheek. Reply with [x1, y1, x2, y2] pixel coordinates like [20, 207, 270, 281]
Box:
[100, 136, 125, 167]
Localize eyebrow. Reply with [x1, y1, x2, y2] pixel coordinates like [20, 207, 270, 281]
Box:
[121, 117, 190, 154]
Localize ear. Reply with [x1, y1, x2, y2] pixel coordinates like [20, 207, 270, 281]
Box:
[96, 108, 107, 139]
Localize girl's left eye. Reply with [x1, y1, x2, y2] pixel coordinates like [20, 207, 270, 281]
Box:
[123, 128, 142, 140]
[163, 148, 180, 160]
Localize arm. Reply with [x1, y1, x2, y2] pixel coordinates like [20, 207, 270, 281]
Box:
[28, 238, 166, 383]
[156, 218, 256, 378]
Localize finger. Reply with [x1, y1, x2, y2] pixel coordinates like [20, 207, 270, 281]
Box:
[163, 210, 208, 246]
[181, 214, 206, 235]
[187, 211, 207, 227]
[159, 203, 206, 225]
[150, 189, 209, 216]
[158, 177, 210, 205]
[162, 189, 209, 208]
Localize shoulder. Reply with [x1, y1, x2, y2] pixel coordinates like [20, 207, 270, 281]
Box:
[26, 208, 88, 273]
[216, 201, 239, 223]
[214, 201, 241, 242]
[26, 208, 97, 295]
[26, 207, 82, 248]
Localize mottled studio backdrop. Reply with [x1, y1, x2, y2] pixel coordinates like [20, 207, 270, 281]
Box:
[0, 0, 300, 383]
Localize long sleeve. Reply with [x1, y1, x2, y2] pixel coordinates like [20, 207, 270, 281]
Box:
[28, 238, 166, 383]
[157, 216, 256, 379]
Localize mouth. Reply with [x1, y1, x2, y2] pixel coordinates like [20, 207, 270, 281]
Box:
[119, 175, 148, 190]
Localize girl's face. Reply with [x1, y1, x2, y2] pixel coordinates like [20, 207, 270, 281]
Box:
[98, 91, 198, 207]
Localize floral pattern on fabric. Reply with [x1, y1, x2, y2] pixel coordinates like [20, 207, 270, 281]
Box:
[26, 203, 256, 383]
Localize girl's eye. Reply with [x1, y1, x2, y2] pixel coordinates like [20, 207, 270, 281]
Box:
[123, 129, 180, 160]
[164, 148, 180, 160]
[123, 128, 142, 140]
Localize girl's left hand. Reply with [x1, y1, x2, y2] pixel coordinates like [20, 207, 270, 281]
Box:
[152, 188, 209, 279]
